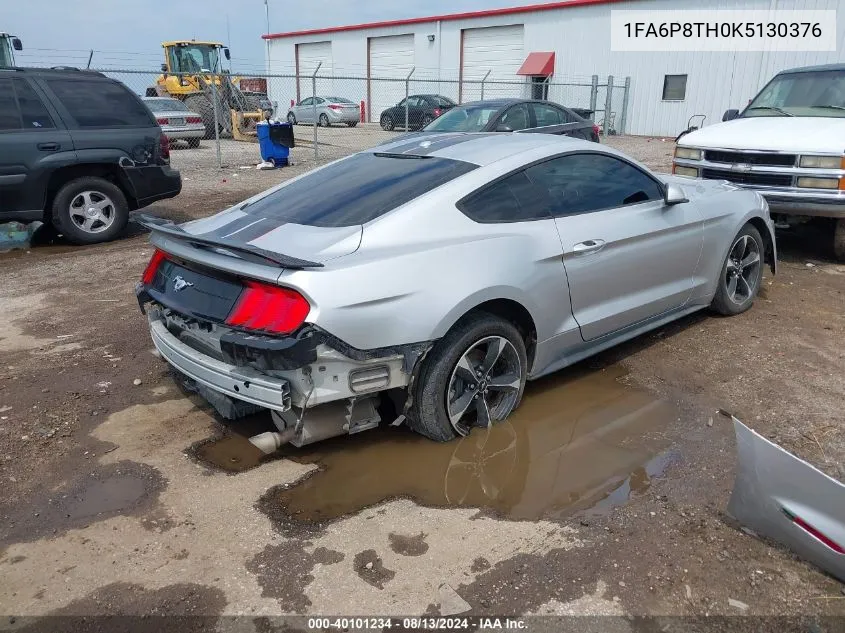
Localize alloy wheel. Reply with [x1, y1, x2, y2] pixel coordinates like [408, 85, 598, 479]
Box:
[69, 191, 116, 234]
[725, 234, 761, 304]
[446, 335, 522, 436]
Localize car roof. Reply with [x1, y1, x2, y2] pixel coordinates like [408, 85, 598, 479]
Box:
[0, 66, 108, 78]
[367, 132, 598, 167]
[778, 63, 845, 74]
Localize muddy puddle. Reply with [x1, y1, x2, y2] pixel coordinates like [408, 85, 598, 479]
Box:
[230, 365, 681, 523]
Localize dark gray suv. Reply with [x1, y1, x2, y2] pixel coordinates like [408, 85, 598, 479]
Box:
[0, 67, 181, 244]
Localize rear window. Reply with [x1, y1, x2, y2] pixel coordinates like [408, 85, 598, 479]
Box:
[46, 78, 154, 127]
[243, 153, 477, 227]
[145, 98, 188, 113]
[432, 96, 456, 106]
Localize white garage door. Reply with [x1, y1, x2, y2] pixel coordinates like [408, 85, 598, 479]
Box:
[369, 34, 414, 123]
[297, 41, 333, 100]
[461, 25, 525, 102]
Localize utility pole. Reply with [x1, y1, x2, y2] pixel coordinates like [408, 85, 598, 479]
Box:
[264, 0, 271, 71]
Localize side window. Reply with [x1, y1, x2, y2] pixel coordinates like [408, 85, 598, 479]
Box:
[46, 78, 154, 127]
[498, 103, 530, 131]
[459, 171, 552, 224]
[314, 97, 325, 104]
[0, 79, 21, 131]
[531, 103, 563, 127]
[525, 153, 663, 217]
[407, 97, 422, 108]
[397, 98, 406, 108]
[14, 80, 55, 129]
[300, 97, 313, 106]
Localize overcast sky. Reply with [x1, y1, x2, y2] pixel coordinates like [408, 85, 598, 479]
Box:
[2, 0, 549, 71]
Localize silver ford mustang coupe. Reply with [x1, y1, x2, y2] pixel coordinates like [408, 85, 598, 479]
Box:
[136, 133, 776, 449]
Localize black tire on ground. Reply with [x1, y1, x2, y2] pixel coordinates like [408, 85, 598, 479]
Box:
[346, 121, 358, 127]
[287, 112, 297, 125]
[421, 115, 434, 128]
[710, 223, 765, 316]
[834, 218, 845, 262]
[380, 114, 394, 131]
[406, 312, 528, 442]
[319, 113, 330, 127]
[51, 176, 129, 245]
[183, 95, 216, 140]
[187, 138, 201, 148]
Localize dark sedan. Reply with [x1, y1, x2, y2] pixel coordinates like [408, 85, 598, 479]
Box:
[379, 94, 456, 131]
[421, 99, 600, 142]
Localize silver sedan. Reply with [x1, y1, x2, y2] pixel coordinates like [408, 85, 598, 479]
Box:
[286, 96, 360, 127]
[143, 97, 205, 148]
[137, 134, 776, 449]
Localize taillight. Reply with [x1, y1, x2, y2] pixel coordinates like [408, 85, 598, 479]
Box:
[784, 509, 845, 554]
[186, 116, 203, 124]
[328, 104, 341, 111]
[433, 108, 441, 116]
[141, 249, 168, 285]
[593, 124, 601, 137]
[156, 117, 169, 125]
[159, 132, 170, 160]
[225, 281, 310, 335]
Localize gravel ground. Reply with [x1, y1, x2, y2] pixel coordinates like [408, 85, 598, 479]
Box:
[0, 134, 843, 625]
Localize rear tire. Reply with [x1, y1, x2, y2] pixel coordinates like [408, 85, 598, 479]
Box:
[407, 312, 527, 442]
[421, 114, 434, 128]
[380, 114, 394, 131]
[711, 223, 765, 316]
[187, 138, 200, 149]
[346, 121, 358, 128]
[834, 219, 845, 262]
[183, 95, 216, 140]
[319, 113, 330, 127]
[51, 176, 129, 245]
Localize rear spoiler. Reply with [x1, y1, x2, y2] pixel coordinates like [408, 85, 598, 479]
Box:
[134, 214, 324, 269]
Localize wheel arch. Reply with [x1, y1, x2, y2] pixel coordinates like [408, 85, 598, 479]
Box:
[44, 163, 137, 215]
[746, 215, 777, 275]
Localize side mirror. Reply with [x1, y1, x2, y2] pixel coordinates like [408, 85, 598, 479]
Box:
[722, 109, 740, 122]
[224, 48, 231, 61]
[664, 183, 689, 206]
[160, 63, 168, 73]
[12, 38, 22, 51]
[496, 124, 513, 132]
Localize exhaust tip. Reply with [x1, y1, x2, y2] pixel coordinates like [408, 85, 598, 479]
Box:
[248, 431, 293, 455]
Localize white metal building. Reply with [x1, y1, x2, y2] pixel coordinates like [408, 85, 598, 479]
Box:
[264, 0, 845, 136]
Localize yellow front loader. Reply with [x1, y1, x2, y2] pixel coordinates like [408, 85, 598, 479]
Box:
[146, 40, 268, 141]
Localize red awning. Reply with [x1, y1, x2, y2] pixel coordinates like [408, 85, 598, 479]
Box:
[516, 52, 555, 77]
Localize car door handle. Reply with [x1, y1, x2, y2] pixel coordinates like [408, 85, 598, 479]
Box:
[572, 239, 606, 255]
[38, 142, 60, 151]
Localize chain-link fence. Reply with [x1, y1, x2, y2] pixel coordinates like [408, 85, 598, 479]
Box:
[100, 68, 630, 171]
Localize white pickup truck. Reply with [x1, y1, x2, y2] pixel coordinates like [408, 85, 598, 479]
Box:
[673, 63, 845, 261]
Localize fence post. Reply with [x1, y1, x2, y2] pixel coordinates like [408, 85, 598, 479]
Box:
[311, 62, 321, 163]
[404, 67, 415, 131]
[210, 74, 222, 169]
[619, 76, 631, 135]
[589, 75, 598, 114]
[603, 75, 614, 136]
[480, 69, 491, 101]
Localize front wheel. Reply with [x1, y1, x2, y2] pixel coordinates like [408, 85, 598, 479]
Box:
[834, 218, 845, 262]
[287, 112, 297, 125]
[711, 224, 764, 316]
[407, 313, 527, 442]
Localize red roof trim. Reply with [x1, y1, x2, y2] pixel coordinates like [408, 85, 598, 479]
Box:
[517, 51, 555, 76]
[263, 0, 627, 40]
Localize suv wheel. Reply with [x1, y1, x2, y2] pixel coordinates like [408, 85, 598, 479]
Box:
[407, 312, 527, 442]
[51, 177, 129, 245]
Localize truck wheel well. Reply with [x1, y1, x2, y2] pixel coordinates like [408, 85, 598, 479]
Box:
[45, 164, 137, 215]
[464, 299, 537, 369]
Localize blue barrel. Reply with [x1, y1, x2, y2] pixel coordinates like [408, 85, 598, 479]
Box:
[257, 121, 293, 165]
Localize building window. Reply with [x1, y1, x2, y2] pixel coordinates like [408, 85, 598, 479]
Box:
[662, 74, 687, 101]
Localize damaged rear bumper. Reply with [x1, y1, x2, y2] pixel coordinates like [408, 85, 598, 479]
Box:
[150, 318, 293, 413]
